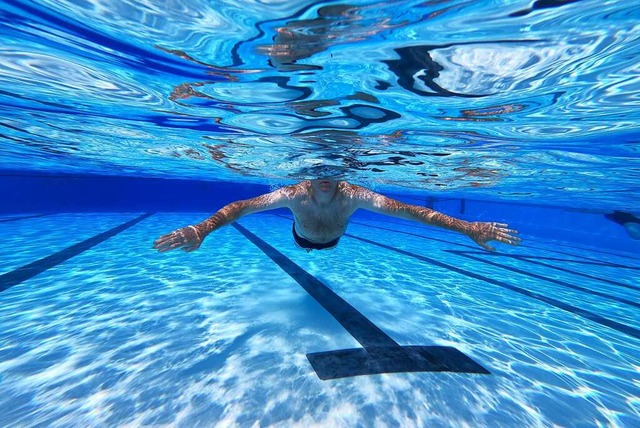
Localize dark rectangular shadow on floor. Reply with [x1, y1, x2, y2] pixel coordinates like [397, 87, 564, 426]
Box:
[232, 222, 489, 380]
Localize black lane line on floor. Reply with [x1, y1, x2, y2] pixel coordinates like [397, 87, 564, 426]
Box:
[354, 215, 640, 263]
[276, 212, 640, 285]
[273, 214, 640, 276]
[351, 220, 640, 270]
[452, 251, 640, 292]
[275, 213, 638, 303]
[351, 215, 640, 267]
[0, 214, 50, 223]
[448, 251, 640, 309]
[281, 203, 640, 263]
[523, 235, 640, 263]
[346, 233, 640, 341]
[349, 219, 640, 291]
[232, 222, 489, 380]
[0, 213, 154, 293]
[504, 254, 639, 271]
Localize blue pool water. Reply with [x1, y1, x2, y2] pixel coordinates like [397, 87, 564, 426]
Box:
[0, 212, 638, 426]
[1, 0, 639, 426]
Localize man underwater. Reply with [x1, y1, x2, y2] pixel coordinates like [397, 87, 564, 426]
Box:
[154, 178, 520, 253]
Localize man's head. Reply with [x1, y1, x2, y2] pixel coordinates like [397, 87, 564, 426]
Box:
[292, 164, 349, 200]
[310, 178, 339, 196]
[295, 164, 349, 181]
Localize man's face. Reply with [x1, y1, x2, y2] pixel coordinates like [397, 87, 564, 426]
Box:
[311, 178, 338, 194]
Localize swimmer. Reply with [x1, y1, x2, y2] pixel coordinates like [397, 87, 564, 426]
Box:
[604, 210, 640, 240]
[154, 179, 521, 253]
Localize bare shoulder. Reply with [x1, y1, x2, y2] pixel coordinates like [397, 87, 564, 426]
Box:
[339, 182, 373, 198]
[225, 183, 304, 215]
[265, 182, 309, 205]
[279, 181, 310, 199]
[338, 182, 387, 206]
[339, 182, 410, 214]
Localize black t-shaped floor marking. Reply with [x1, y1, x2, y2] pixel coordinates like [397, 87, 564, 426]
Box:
[233, 223, 489, 380]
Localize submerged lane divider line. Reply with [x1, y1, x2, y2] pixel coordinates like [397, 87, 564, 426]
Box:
[448, 251, 640, 307]
[0, 214, 50, 223]
[352, 219, 640, 270]
[232, 222, 489, 380]
[287, 210, 640, 277]
[346, 233, 640, 341]
[0, 213, 154, 293]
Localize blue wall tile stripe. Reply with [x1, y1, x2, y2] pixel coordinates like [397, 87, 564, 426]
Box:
[0, 213, 153, 293]
[0, 214, 50, 223]
[448, 251, 640, 308]
[346, 233, 640, 341]
[231, 222, 398, 349]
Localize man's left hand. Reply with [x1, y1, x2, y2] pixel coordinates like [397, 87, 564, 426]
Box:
[467, 222, 521, 251]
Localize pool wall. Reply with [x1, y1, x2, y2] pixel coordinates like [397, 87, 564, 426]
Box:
[1, 172, 637, 253]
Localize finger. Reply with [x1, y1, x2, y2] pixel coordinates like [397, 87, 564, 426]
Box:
[498, 236, 520, 246]
[153, 236, 170, 246]
[496, 229, 520, 238]
[500, 232, 522, 242]
[497, 232, 521, 242]
[492, 223, 508, 228]
[157, 241, 184, 252]
[154, 233, 178, 246]
[153, 236, 174, 247]
[479, 242, 495, 252]
[154, 237, 179, 250]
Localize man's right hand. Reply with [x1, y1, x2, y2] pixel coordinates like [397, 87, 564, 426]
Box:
[153, 225, 203, 252]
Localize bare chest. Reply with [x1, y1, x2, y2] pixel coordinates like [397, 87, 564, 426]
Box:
[291, 203, 353, 242]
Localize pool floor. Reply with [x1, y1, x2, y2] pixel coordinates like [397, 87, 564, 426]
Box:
[0, 212, 638, 426]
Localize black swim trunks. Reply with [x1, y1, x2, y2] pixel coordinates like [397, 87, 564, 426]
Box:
[292, 223, 340, 250]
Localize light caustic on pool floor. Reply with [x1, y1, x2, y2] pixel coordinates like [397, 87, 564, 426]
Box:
[0, 213, 638, 426]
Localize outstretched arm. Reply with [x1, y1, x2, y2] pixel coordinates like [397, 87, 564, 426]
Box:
[154, 186, 295, 252]
[353, 186, 520, 251]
